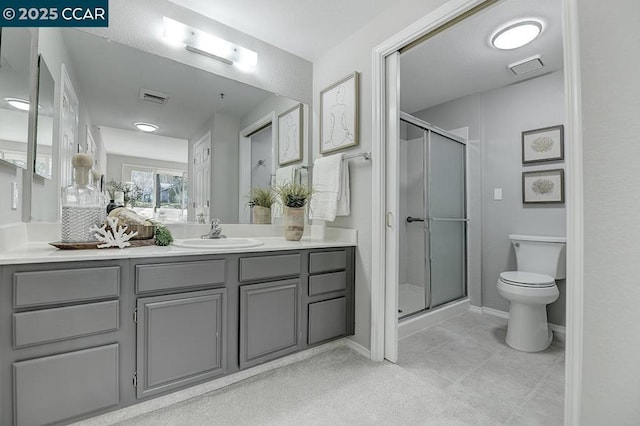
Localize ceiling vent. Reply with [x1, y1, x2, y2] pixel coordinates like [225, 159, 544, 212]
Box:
[139, 88, 169, 105]
[509, 55, 544, 76]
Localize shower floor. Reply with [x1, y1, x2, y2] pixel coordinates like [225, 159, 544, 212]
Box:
[398, 283, 426, 317]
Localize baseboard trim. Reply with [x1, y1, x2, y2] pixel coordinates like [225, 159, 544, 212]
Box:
[73, 339, 351, 426]
[476, 306, 566, 341]
[345, 338, 371, 359]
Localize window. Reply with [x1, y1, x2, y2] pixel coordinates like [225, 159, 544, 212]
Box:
[123, 164, 188, 221]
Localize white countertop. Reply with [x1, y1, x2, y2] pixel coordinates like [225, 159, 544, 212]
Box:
[0, 222, 357, 265]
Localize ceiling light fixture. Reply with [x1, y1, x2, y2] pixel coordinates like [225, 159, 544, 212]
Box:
[491, 20, 543, 50]
[5, 97, 31, 111]
[134, 122, 159, 132]
[162, 17, 258, 69]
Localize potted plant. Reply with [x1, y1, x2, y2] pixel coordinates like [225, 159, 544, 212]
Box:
[274, 182, 314, 241]
[248, 187, 276, 224]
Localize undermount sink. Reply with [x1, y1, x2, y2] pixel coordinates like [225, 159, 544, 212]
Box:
[172, 238, 264, 249]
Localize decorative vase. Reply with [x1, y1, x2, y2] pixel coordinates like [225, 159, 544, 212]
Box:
[61, 153, 106, 243]
[283, 206, 305, 241]
[252, 206, 272, 224]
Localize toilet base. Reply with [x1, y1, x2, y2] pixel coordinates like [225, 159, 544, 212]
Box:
[505, 301, 553, 352]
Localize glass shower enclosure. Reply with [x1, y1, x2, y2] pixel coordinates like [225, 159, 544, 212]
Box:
[398, 112, 467, 318]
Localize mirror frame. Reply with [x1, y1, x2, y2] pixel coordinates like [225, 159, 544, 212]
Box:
[34, 54, 54, 180]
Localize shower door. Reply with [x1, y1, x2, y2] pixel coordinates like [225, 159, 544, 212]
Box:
[427, 131, 467, 308]
[398, 114, 467, 318]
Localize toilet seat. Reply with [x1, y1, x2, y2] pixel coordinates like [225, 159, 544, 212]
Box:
[499, 271, 555, 288]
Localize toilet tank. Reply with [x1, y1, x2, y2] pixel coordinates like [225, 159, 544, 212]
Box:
[509, 234, 566, 279]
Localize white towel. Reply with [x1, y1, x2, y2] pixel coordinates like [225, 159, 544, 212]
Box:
[274, 165, 296, 187]
[273, 165, 296, 219]
[310, 154, 350, 222]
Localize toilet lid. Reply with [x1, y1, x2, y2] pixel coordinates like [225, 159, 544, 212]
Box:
[499, 271, 555, 287]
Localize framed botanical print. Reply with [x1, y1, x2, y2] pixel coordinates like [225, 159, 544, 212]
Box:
[278, 103, 303, 165]
[522, 169, 565, 204]
[320, 72, 359, 154]
[522, 125, 564, 164]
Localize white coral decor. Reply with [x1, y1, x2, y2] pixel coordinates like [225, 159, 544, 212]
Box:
[89, 216, 138, 249]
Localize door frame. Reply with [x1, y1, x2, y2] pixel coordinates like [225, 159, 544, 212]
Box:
[238, 112, 276, 223]
[370, 0, 584, 424]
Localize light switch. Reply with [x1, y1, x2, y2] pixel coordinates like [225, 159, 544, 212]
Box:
[11, 182, 18, 210]
[493, 188, 503, 201]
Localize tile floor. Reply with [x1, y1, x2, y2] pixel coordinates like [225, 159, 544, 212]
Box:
[111, 311, 564, 425]
[397, 311, 565, 425]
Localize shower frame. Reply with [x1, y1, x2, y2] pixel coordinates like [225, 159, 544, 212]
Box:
[399, 112, 468, 319]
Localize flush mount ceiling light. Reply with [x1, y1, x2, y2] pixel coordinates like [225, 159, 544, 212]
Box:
[491, 20, 543, 50]
[5, 97, 30, 111]
[162, 17, 258, 69]
[134, 122, 159, 132]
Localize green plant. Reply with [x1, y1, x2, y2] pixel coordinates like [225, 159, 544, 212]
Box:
[247, 187, 276, 208]
[274, 182, 314, 208]
[154, 224, 173, 246]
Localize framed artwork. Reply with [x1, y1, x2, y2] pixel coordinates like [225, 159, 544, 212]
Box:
[278, 104, 303, 166]
[522, 124, 564, 164]
[320, 71, 359, 154]
[522, 169, 565, 204]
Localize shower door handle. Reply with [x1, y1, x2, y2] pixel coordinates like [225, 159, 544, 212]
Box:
[406, 216, 425, 223]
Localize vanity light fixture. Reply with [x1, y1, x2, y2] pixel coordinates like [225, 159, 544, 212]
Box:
[134, 122, 159, 132]
[162, 17, 258, 69]
[491, 20, 543, 50]
[4, 97, 31, 111]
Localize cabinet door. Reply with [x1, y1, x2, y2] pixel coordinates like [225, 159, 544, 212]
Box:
[239, 279, 301, 369]
[14, 344, 119, 426]
[136, 289, 226, 399]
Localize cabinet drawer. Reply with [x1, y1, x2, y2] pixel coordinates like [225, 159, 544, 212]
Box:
[13, 301, 119, 348]
[308, 271, 347, 296]
[239, 254, 301, 282]
[308, 297, 347, 345]
[14, 267, 120, 308]
[136, 259, 226, 293]
[309, 250, 347, 274]
[14, 344, 119, 426]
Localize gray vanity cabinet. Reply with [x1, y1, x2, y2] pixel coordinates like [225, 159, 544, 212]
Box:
[306, 249, 355, 346]
[239, 279, 302, 369]
[0, 260, 130, 426]
[135, 288, 226, 398]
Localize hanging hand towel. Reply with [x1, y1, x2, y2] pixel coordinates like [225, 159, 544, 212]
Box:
[310, 153, 350, 222]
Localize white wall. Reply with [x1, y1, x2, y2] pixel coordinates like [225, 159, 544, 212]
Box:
[0, 164, 22, 224]
[414, 71, 566, 325]
[578, 1, 640, 423]
[312, 0, 449, 349]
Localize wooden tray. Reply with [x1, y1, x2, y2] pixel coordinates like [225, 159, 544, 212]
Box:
[49, 238, 156, 250]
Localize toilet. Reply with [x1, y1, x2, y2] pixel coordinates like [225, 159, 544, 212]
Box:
[497, 234, 566, 352]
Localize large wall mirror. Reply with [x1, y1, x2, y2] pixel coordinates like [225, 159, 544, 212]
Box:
[0, 28, 32, 170]
[35, 56, 54, 179]
[30, 28, 308, 223]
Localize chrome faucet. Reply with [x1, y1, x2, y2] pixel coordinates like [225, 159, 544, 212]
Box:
[201, 218, 226, 239]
